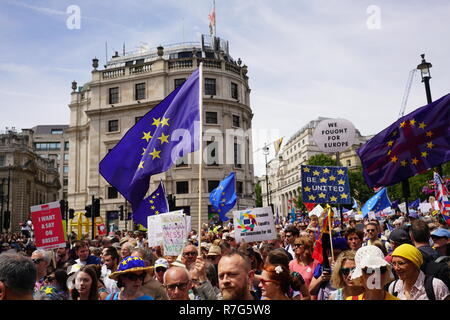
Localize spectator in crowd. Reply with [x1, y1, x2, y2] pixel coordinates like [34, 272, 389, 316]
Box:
[284, 226, 299, 258]
[70, 265, 99, 300]
[154, 258, 169, 284]
[344, 228, 364, 251]
[329, 250, 364, 300]
[218, 250, 255, 300]
[164, 266, 192, 300]
[31, 249, 52, 292]
[259, 263, 303, 300]
[386, 228, 412, 263]
[347, 245, 399, 300]
[42, 268, 69, 300]
[181, 244, 198, 270]
[106, 256, 154, 300]
[74, 240, 101, 266]
[288, 236, 319, 289]
[363, 222, 382, 246]
[430, 228, 450, 257]
[409, 220, 439, 263]
[389, 244, 449, 300]
[120, 242, 134, 260]
[189, 256, 221, 300]
[0, 252, 36, 300]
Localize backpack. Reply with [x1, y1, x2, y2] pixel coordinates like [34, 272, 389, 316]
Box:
[421, 256, 450, 291]
[389, 275, 436, 300]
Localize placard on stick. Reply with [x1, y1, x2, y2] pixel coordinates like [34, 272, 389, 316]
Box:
[31, 201, 66, 250]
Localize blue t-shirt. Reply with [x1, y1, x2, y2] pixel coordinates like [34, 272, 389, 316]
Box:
[106, 292, 154, 300]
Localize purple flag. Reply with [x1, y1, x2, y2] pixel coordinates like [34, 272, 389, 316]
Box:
[357, 93, 450, 188]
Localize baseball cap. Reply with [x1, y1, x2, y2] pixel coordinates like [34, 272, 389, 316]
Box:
[431, 228, 450, 239]
[154, 258, 169, 269]
[388, 228, 410, 244]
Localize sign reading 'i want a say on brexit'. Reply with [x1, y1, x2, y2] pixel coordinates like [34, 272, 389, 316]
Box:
[301, 165, 351, 205]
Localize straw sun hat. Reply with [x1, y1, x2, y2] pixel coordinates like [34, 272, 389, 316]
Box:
[109, 256, 153, 281]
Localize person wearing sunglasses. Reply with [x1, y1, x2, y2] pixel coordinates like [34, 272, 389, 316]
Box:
[364, 222, 382, 246]
[107, 256, 154, 300]
[329, 250, 364, 300]
[258, 264, 297, 300]
[181, 244, 199, 270]
[31, 249, 52, 293]
[347, 245, 399, 300]
[163, 266, 192, 300]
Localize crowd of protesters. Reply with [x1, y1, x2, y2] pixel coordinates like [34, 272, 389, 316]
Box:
[0, 208, 448, 300]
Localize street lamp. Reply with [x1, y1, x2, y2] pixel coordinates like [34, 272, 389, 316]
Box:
[417, 54, 433, 104]
[263, 144, 270, 207]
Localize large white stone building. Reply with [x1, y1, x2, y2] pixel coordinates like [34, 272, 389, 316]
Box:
[259, 117, 372, 217]
[67, 35, 255, 231]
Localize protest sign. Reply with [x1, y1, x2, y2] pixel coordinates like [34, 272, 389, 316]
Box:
[312, 118, 356, 153]
[309, 204, 324, 217]
[301, 165, 351, 205]
[233, 206, 276, 243]
[160, 211, 186, 256]
[31, 201, 66, 250]
[147, 210, 183, 247]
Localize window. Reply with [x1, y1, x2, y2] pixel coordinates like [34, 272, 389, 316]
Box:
[231, 82, 238, 99]
[347, 160, 351, 167]
[63, 178, 68, 186]
[208, 180, 220, 192]
[135, 116, 144, 124]
[174, 78, 186, 89]
[108, 120, 119, 132]
[232, 115, 240, 128]
[176, 181, 189, 194]
[107, 186, 118, 199]
[64, 141, 69, 151]
[135, 83, 146, 100]
[205, 78, 216, 96]
[51, 129, 63, 135]
[234, 142, 242, 168]
[64, 154, 69, 161]
[236, 181, 243, 195]
[109, 87, 119, 104]
[206, 141, 218, 166]
[63, 165, 69, 174]
[0, 155, 4, 167]
[205, 112, 218, 124]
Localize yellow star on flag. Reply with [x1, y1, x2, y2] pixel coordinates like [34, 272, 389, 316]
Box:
[149, 200, 154, 204]
[160, 117, 170, 127]
[313, 170, 320, 176]
[421, 151, 428, 158]
[387, 150, 392, 155]
[149, 148, 161, 159]
[218, 209, 221, 212]
[221, 203, 225, 207]
[426, 142, 434, 149]
[304, 186, 311, 192]
[152, 196, 156, 199]
[419, 122, 426, 129]
[318, 193, 326, 199]
[400, 121, 406, 128]
[221, 198, 226, 202]
[157, 133, 170, 144]
[391, 130, 398, 136]
[221, 192, 225, 195]
[337, 169, 345, 175]
[152, 117, 161, 127]
[44, 287, 54, 294]
[329, 176, 336, 181]
[151, 205, 155, 210]
[400, 160, 408, 167]
[122, 260, 128, 265]
[303, 167, 310, 173]
[127, 257, 133, 262]
[409, 119, 416, 126]
[320, 177, 327, 183]
[338, 179, 345, 185]
[323, 168, 330, 174]
[426, 131, 433, 138]
[330, 196, 337, 202]
[141, 148, 146, 156]
[141, 132, 152, 142]
[387, 140, 394, 147]
[308, 195, 316, 201]
[155, 211, 159, 214]
[138, 161, 144, 169]
[341, 193, 348, 199]
[411, 158, 419, 165]
[390, 155, 398, 163]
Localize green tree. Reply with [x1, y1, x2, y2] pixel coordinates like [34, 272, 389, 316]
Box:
[255, 182, 263, 207]
[307, 153, 336, 166]
[347, 168, 373, 207]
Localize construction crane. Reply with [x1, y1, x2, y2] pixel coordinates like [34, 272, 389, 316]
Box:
[398, 69, 417, 118]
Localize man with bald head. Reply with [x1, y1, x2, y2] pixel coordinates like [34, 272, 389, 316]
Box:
[218, 250, 255, 300]
[163, 266, 192, 300]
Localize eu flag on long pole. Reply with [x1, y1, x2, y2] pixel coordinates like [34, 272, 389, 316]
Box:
[132, 180, 169, 229]
[357, 93, 450, 189]
[361, 187, 392, 218]
[209, 172, 237, 222]
[99, 69, 200, 209]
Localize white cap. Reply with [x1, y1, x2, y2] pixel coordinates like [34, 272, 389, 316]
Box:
[351, 245, 390, 280]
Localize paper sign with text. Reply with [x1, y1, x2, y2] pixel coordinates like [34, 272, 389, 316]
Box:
[31, 201, 66, 250]
[233, 207, 277, 243]
[147, 210, 184, 247]
[309, 204, 324, 217]
[161, 212, 186, 256]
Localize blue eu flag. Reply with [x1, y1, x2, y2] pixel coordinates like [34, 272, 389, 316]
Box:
[132, 180, 169, 229]
[99, 69, 199, 209]
[361, 187, 392, 218]
[209, 172, 237, 222]
[408, 198, 420, 209]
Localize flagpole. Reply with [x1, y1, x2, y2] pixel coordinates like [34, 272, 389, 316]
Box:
[328, 206, 334, 263]
[198, 62, 204, 255]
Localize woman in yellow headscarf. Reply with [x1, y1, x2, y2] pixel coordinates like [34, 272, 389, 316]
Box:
[388, 244, 449, 300]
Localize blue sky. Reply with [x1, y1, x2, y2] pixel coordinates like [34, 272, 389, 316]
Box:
[1, 0, 450, 176]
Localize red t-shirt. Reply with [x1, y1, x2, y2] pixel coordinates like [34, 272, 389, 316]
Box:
[289, 259, 319, 288]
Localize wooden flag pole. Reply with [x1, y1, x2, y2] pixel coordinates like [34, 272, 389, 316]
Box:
[197, 62, 204, 255]
[328, 205, 335, 263]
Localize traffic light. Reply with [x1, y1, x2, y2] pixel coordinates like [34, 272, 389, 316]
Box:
[68, 209, 75, 219]
[3, 211, 10, 230]
[119, 205, 124, 220]
[93, 198, 100, 217]
[59, 200, 67, 220]
[167, 194, 176, 211]
[85, 205, 92, 218]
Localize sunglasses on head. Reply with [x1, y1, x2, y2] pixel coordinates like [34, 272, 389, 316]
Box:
[362, 266, 388, 275]
[123, 273, 146, 281]
[340, 267, 356, 276]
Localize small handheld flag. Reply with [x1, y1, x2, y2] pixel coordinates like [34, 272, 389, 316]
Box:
[361, 187, 392, 218]
[209, 172, 237, 222]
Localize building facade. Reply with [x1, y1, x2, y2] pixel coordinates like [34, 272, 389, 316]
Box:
[67, 35, 255, 232]
[259, 117, 371, 218]
[0, 129, 60, 233]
